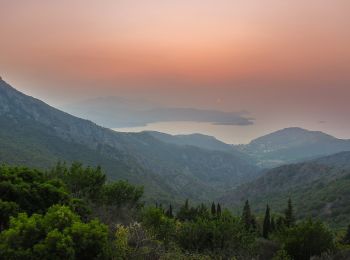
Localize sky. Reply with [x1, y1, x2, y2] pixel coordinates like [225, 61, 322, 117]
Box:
[1, 0, 350, 143]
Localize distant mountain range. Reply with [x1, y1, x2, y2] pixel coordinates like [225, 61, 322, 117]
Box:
[2, 78, 350, 224]
[62, 96, 253, 128]
[0, 79, 259, 204]
[147, 131, 235, 152]
[236, 127, 350, 168]
[219, 151, 350, 227]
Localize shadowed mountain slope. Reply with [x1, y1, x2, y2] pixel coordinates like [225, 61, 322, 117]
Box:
[0, 79, 259, 204]
[219, 151, 350, 227]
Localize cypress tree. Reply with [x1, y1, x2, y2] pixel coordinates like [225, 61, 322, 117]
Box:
[217, 203, 222, 216]
[242, 200, 252, 231]
[166, 204, 173, 218]
[184, 199, 189, 210]
[344, 224, 350, 244]
[285, 198, 295, 227]
[263, 204, 271, 238]
[211, 202, 216, 216]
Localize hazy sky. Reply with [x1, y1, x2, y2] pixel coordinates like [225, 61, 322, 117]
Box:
[1, 0, 350, 142]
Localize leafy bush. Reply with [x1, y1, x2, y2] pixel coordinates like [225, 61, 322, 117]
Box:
[278, 219, 335, 260]
[0, 165, 69, 215]
[176, 211, 256, 258]
[142, 207, 176, 247]
[0, 205, 110, 260]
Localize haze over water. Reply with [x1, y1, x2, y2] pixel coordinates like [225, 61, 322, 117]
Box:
[114, 119, 348, 145]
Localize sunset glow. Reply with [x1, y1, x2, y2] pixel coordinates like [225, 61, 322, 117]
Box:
[1, 0, 350, 142]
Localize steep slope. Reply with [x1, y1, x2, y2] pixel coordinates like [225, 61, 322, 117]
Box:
[0, 79, 259, 203]
[237, 127, 350, 167]
[219, 151, 350, 227]
[314, 151, 350, 169]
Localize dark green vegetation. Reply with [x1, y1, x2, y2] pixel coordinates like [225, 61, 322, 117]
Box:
[0, 79, 259, 205]
[220, 152, 350, 227]
[0, 163, 140, 259]
[2, 78, 350, 258]
[1, 163, 350, 260]
[236, 127, 350, 168]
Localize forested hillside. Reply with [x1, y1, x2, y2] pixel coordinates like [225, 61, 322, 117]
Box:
[220, 152, 350, 227]
[1, 163, 349, 259]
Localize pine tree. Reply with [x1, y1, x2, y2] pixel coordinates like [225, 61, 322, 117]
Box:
[184, 199, 189, 210]
[211, 202, 216, 216]
[285, 198, 295, 227]
[343, 224, 350, 244]
[242, 200, 253, 231]
[263, 204, 271, 238]
[166, 204, 173, 218]
[217, 203, 222, 217]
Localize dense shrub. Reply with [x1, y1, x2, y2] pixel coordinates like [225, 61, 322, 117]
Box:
[278, 219, 335, 260]
[0, 205, 110, 260]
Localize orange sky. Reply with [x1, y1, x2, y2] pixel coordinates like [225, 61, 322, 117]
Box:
[1, 0, 350, 141]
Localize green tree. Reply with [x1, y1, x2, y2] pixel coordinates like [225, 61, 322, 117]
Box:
[242, 200, 255, 231]
[263, 204, 271, 238]
[0, 199, 19, 231]
[177, 211, 256, 258]
[279, 219, 335, 260]
[211, 202, 216, 216]
[176, 199, 202, 221]
[50, 162, 106, 201]
[217, 203, 222, 217]
[0, 165, 69, 215]
[343, 224, 350, 244]
[0, 205, 110, 260]
[284, 198, 295, 228]
[165, 204, 173, 218]
[65, 220, 110, 259]
[197, 203, 210, 219]
[276, 216, 286, 231]
[142, 207, 176, 247]
[101, 180, 143, 208]
[34, 230, 75, 260]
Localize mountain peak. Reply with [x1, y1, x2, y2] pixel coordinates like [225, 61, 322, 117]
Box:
[250, 127, 336, 145]
[236, 126, 350, 168]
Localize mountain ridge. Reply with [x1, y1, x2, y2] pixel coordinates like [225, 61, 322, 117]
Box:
[219, 151, 350, 227]
[236, 127, 350, 167]
[0, 79, 260, 203]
